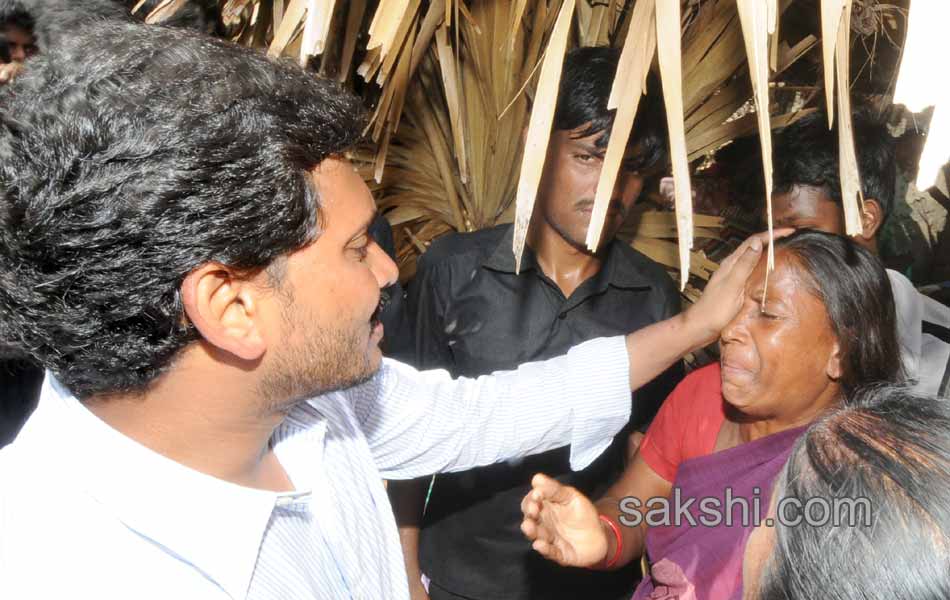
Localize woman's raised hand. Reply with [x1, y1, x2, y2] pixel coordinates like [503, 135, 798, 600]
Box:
[519, 473, 608, 567]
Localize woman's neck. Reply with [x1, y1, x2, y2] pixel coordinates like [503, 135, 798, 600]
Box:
[716, 391, 842, 451]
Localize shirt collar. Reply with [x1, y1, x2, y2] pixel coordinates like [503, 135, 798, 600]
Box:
[481, 225, 538, 273]
[481, 224, 654, 290]
[32, 373, 323, 600]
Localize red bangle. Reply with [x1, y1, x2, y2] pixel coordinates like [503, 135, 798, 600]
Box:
[599, 514, 623, 568]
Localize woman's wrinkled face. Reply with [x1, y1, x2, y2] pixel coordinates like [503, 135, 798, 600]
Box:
[719, 250, 842, 421]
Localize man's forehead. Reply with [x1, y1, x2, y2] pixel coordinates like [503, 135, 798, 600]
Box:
[309, 159, 375, 229]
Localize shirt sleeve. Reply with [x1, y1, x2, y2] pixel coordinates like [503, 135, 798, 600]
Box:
[351, 336, 632, 479]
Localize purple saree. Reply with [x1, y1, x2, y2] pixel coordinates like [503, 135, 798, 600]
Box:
[631, 425, 808, 600]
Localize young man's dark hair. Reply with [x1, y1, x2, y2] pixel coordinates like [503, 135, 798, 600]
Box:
[746, 384, 950, 600]
[773, 108, 896, 232]
[390, 45, 680, 600]
[0, 19, 363, 398]
[554, 45, 667, 174]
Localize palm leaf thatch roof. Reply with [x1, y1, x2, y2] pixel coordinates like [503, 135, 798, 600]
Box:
[140, 0, 921, 298]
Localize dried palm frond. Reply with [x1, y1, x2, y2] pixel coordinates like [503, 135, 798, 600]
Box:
[141, 1, 908, 292]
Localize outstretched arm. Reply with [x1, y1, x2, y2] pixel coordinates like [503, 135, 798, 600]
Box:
[357, 232, 780, 480]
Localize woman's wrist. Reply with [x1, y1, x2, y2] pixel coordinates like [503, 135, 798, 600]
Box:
[593, 513, 622, 570]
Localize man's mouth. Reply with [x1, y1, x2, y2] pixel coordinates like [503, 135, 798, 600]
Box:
[370, 292, 387, 328]
[575, 199, 625, 217]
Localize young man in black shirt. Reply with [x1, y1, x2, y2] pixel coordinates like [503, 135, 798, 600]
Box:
[389, 47, 683, 600]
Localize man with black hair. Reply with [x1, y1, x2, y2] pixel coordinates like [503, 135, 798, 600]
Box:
[390, 47, 681, 600]
[0, 1, 36, 83]
[0, 19, 769, 600]
[771, 110, 950, 395]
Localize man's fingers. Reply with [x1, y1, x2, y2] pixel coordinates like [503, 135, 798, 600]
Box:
[718, 229, 793, 274]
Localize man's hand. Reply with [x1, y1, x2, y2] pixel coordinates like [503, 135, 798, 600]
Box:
[0, 62, 23, 85]
[520, 473, 607, 567]
[682, 229, 792, 346]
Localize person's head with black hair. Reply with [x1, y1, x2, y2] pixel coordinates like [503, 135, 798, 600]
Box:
[771, 108, 896, 255]
[0, 19, 398, 408]
[531, 45, 668, 253]
[743, 384, 950, 600]
[0, 1, 37, 68]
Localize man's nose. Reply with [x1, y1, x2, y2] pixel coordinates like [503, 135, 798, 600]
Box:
[371, 243, 399, 288]
[10, 45, 26, 63]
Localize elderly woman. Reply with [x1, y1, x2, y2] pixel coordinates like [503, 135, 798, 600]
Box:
[742, 384, 950, 600]
[519, 230, 902, 599]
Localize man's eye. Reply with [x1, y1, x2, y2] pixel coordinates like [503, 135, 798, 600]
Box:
[758, 309, 780, 320]
[575, 154, 595, 162]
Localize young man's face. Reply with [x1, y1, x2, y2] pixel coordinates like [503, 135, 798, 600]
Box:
[257, 158, 399, 407]
[535, 126, 646, 251]
[772, 185, 845, 235]
[3, 25, 37, 63]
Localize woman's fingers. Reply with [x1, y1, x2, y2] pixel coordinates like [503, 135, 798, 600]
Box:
[530, 472, 575, 504]
[520, 517, 537, 540]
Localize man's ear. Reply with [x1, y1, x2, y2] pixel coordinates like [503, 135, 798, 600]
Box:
[858, 198, 885, 242]
[180, 264, 267, 362]
[826, 340, 843, 382]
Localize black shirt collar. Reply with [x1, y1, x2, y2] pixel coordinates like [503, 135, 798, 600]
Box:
[481, 224, 653, 290]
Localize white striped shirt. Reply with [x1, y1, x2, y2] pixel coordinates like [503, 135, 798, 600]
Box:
[0, 336, 631, 599]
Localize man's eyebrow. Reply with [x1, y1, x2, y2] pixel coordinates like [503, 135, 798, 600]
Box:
[351, 210, 380, 242]
[567, 140, 604, 154]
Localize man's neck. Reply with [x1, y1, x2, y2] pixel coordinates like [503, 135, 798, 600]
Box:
[527, 218, 607, 298]
[83, 344, 293, 492]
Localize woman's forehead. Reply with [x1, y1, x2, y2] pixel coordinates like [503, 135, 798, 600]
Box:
[746, 250, 817, 307]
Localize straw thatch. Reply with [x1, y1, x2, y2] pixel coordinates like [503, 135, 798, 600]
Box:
[143, 0, 910, 294]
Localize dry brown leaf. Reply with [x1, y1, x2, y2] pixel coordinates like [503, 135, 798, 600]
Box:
[585, 0, 656, 252]
[511, 0, 576, 273]
[736, 0, 777, 271]
[145, 0, 187, 24]
[268, 0, 306, 57]
[656, 0, 693, 290]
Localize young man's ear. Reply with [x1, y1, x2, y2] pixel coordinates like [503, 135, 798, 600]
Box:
[180, 263, 267, 362]
[858, 198, 885, 242]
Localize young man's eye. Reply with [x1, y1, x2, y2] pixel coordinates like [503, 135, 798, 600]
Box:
[575, 154, 595, 162]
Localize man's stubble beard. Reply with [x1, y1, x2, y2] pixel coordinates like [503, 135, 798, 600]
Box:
[258, 306, 379, 417]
